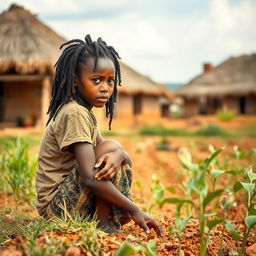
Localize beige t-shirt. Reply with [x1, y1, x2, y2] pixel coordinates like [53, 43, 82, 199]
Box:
[36, 100, 98, 215]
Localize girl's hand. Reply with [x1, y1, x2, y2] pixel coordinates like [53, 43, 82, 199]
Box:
[94, 149, 125, 180]
[130, 210, 163, 237]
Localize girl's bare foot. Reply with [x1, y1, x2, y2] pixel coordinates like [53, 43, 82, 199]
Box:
[102, 225, 123, 234]
[97, 222, 123, 234]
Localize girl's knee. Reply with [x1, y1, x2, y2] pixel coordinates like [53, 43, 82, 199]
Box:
[94, 140, 122, 159]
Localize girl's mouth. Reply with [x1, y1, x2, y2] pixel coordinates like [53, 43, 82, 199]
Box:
[97, 97, 108, 103]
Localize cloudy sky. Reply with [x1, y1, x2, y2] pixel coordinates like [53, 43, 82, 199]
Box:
[1, 0, 256, 84]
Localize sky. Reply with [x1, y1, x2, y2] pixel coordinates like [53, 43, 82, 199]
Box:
[1, 0, 256, 84]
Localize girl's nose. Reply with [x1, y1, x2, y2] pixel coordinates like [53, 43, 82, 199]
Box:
[100, 82, 108, 92]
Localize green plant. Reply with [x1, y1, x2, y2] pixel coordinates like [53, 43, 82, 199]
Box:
[232, 165, 256, 256]
[49, 203, 104, 255]
[194, 124, 230, 137]
[26, 234, 68, 256]
[116, 239, 157, 256]
[101, 130, 119, 136]
[1, 137, 37, 206]
[168, 204, 192, 256]
[218, 193, 236, 256]
[217, 109, 235, 122]
[150, 173, 165, 209]
[163, 146, 226, 256]
[139, 125, 190, 137]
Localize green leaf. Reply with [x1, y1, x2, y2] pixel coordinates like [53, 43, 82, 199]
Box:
[180, 160, 200, 174]
[233, 181, 243, 193]
[146, 240, 157, 256]
[166, 186, 176, 194]
[211, 170, 225, 179]
[168, 226, 178, 234]
[248, 205, 256, 216]
[245, 216, 256, 229]
[204, 213, 217, 220]
[207, 219, 224, 231]
[203, 147, 225, 170]
[229, 251, 239, 255]
[176, 216, 192, 232]
[203, 189, 224, 210]
[225, 221, 240, 241]
[116, 242, 136, 256]
[247, 166, 256, 182]
[240, 182, 255, 194]
[160, 198, 195, 208]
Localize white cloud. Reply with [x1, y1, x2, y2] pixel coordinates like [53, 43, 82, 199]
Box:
[1, 0, 256, 83]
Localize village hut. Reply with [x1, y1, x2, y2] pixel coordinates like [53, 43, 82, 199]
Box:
[175, 54, 256, 116]
[116, 62, 171, 120]
[0, 4, 65, 127]
[0, 4, 172, 128]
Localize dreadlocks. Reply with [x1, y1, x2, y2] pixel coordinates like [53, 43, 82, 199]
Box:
[47, 34, 122, 129]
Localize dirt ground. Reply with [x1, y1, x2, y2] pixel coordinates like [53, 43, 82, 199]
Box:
[0, 115, 256, 255]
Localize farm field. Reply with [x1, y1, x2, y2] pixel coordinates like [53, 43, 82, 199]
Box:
[0, 116, 256, 256]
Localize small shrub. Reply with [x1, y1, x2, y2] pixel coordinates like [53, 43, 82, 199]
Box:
[101, 130, 119, 136]
[139, 125, 190, 137]
[194, 123, 230, 137]
[217, 109, 235, 122]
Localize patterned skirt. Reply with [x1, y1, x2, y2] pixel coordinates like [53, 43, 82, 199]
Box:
[42, 164, 132, 229]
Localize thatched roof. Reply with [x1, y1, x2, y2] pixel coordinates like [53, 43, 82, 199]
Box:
[0, 4, 65, 74]
[175, 54, 256, 98]
[119, 62, 171, 98]
[0, 4, 172, 99]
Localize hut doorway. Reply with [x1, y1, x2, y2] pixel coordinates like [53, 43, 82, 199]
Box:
[161, 104, 169, 117]
[133, 94, 142, 115]
[198, 96, 207, 115]
[239, 96, 246, 114]
[0, 82, 4, 122]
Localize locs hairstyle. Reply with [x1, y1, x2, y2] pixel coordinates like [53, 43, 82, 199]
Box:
[47, 34, 122, 129]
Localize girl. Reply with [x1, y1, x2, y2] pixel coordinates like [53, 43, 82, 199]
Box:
[36, 35, 163, 235]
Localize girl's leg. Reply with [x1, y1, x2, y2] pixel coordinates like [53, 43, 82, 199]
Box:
[94, 140, 124, 233]
[43, 140, 130, 234]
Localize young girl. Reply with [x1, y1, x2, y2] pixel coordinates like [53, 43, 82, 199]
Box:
[36, 35, 163, 235]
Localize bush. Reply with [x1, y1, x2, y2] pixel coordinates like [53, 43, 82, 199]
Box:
[194, 123, 230, 137]
[139, 125, 190, 137]
[101, 130, 119, 136]
[217, 109, 235, 122]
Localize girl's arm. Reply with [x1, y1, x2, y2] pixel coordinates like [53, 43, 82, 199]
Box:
[73, 142, 162, 236]
[95, 132, 132, 181]
[74, 141, 136, 212]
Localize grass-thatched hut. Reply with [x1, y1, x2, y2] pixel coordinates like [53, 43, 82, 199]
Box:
[0, 4, 172, 128]
[175, 54, 256, 116]
[0, 4, 65, 127]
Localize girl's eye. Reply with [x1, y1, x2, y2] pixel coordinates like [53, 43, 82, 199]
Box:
[108, 79, 115, 85]
[92, 78, 101, 84]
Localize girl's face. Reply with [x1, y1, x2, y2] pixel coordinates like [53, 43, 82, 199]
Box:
[75, 56, 115, 108]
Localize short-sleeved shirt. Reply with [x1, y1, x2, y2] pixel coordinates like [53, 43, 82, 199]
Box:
[36, 100, 98, 215]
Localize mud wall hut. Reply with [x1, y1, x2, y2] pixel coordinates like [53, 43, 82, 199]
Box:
[0, 4, 172, 129]
[175, 54, 256, 116]
[0, 4, 65, 128]
[115, 63, 172, 120]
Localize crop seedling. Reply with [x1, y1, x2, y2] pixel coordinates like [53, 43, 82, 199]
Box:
[217, 193, 236, 255]
[163, 146, 227, 256]
[232, 165, 256, 256]
[116, 238, 157, 256]
[168, 203, 192, 256]
[1, 137, 36, 207]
